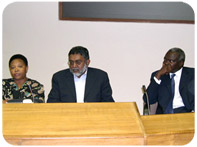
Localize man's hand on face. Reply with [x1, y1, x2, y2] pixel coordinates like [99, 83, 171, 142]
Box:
[155, 64, 172, 80]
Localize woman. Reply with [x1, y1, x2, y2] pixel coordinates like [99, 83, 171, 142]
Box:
[2, 54, 45, 103]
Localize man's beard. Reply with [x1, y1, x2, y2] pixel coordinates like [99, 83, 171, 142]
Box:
[70, 64, 87, 77]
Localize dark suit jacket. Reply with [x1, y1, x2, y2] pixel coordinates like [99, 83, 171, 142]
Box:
[144, 67, 194, 114]
[47, 67, 114, 102]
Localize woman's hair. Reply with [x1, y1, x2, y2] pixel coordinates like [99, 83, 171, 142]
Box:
[9, 54, 28, 66]
[68, 46, 89, 60]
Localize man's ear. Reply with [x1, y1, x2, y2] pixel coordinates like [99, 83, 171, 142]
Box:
[180, 61, 184, 67]
[86, 60, 90, 66]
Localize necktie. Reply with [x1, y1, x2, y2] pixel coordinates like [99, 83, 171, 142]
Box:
[165, 74, 176, 114]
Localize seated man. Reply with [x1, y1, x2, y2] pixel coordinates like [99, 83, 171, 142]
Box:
[47, 46, 114, 103]
[143, 48, 194, 114]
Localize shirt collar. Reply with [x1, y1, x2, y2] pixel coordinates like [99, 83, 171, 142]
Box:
[170, 67, 183, 78]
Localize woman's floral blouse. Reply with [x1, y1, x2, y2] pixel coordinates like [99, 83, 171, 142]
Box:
[2, 78, 45, 103]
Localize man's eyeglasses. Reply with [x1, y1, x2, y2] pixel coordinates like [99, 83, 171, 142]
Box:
[68, 60, 82, 66]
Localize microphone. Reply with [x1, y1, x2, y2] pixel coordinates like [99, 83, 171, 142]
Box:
[7, 83, 34, 103]
[27, 84, 35, 103]
[7, 90, 24, 103]
[142, 85, 150, 115]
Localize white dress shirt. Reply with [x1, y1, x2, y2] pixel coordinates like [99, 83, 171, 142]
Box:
[170, 68, 185, 109]
[74, 71, 87, 103]
[154, 68, 185, 109]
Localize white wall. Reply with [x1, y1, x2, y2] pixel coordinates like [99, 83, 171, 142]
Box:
[2, 2, 194, 114]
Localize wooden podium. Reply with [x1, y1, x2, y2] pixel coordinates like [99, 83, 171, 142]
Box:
[141, 113, 194, 145]
[2, 102, 194, 145]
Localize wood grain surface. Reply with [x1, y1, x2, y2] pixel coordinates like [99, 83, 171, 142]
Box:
[3, 102, 194, 145]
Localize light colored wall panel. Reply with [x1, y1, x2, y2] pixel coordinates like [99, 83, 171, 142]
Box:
[2, 2, 194, 114]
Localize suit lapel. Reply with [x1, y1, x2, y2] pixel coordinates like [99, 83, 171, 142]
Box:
[66, 72, 77, 101]
[163, 68, 188, 96]
[84, 68, 94, 100]
[162, 74, 172, 94]
[179, 67, 188, 91]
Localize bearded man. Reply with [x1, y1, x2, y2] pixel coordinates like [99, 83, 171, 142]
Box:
[47, 46, 114, 103]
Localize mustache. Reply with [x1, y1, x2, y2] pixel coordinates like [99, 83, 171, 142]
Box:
[71, 68, 80, 72]
[70, 64, 88, 77]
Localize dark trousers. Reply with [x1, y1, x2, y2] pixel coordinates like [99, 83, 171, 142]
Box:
[173, 106, 192, 113]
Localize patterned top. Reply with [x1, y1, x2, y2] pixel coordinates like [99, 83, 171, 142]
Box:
[2, 78, 45, 103]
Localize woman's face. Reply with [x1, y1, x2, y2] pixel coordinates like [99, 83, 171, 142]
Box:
[9, 59, 28, 81]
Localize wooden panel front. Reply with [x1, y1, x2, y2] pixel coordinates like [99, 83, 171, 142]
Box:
[141, 113, 194, 145]
[3, 102, 145, 145]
